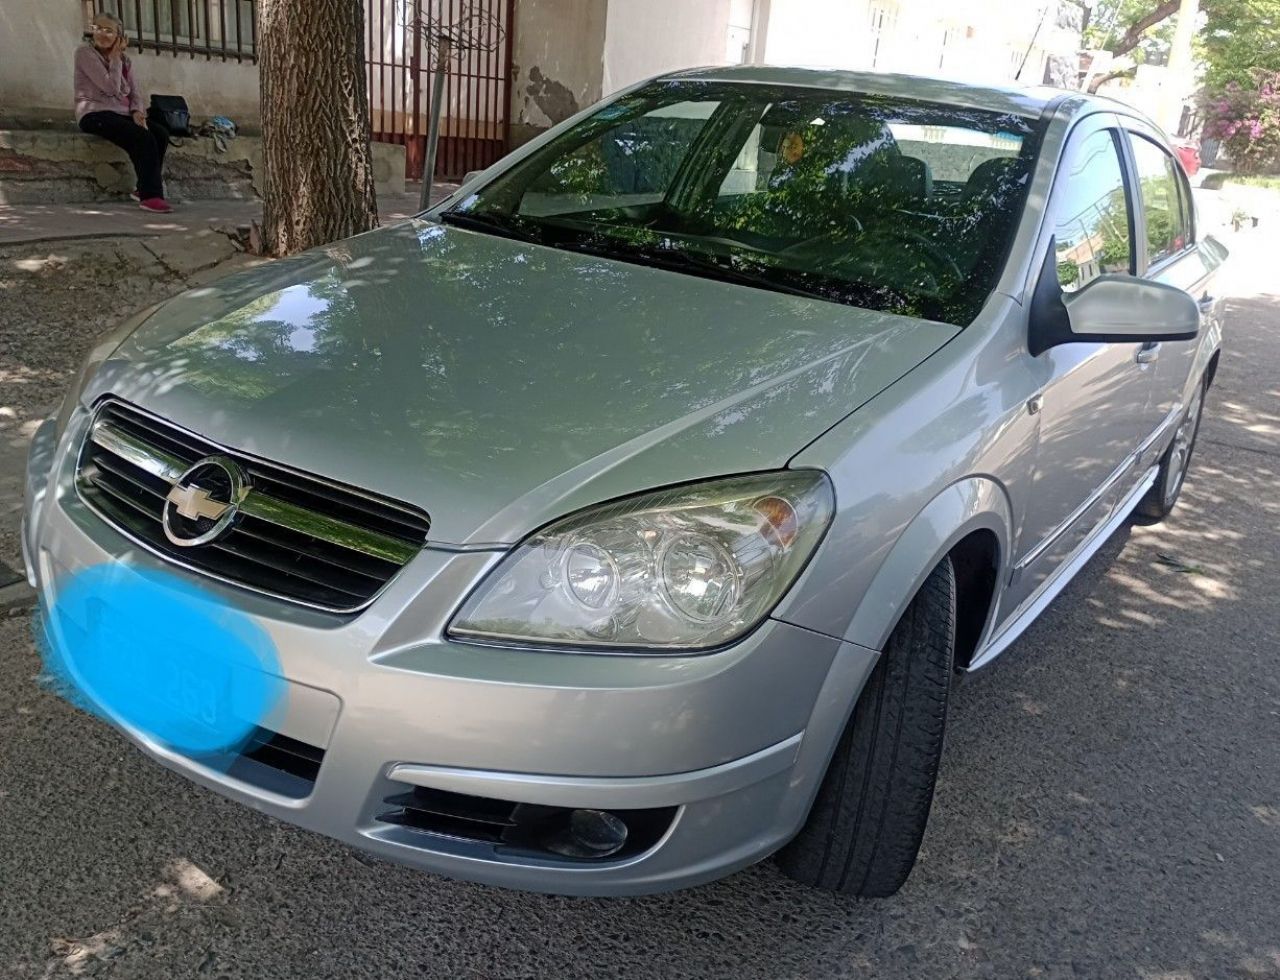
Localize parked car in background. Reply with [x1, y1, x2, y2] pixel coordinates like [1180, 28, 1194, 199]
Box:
[24, 68, 1225, 898]
[1175, 140, 1202, 176]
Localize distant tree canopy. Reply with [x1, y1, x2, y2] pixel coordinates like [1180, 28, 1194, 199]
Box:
[1199, 0, 1280, 91]
[1085, 0, 1280, 90]
[1084, 0, 1181, 60]
[1199, 0, 1280, 173]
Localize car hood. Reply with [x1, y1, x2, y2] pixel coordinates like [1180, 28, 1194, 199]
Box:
[92, 220, 958, 544]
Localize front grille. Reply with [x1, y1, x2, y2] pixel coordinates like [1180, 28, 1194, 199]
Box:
[76, 400, 430, 613]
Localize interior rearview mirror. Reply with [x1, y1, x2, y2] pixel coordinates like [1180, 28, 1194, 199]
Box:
[1029, 241, 1200, 356]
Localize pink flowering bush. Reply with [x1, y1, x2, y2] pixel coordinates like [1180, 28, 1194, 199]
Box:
[1204, 70, 1280, 174]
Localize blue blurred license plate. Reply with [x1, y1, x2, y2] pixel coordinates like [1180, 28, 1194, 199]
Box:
[157, 658, 227, 729]
[96, 613, 230, 731]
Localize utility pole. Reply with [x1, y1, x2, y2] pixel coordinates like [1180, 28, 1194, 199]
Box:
[1162, 0, 1199, 133]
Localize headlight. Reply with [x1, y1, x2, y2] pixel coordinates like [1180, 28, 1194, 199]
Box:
[448, 471, 834, 652]
[54, 303, 163, 439]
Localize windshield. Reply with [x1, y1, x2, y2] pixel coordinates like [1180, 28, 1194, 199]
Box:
[443, 81, 1043, 326]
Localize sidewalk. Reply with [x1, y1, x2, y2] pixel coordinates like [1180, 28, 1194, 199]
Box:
[0, 184, 455, 246]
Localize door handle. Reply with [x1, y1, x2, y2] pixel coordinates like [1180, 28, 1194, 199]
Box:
[1136, 343, 1161, 365]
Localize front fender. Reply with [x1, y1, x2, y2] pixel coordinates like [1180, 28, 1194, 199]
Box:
[845, 477, 1011, 651]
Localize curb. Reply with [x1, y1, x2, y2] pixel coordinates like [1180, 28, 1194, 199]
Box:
[0, 231, 153, 248]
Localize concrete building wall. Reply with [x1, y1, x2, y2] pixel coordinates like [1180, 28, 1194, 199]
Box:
[601, 0, 735, 94]
[0, 0, 259, 126]
[763, 0, 1081, 89]
[510, 0, 609, 145]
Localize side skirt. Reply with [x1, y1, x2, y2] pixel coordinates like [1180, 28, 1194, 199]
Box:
[968, 465, 1157, 672]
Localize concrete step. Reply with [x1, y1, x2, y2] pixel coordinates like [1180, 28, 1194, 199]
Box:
[0, 129, 406, 205]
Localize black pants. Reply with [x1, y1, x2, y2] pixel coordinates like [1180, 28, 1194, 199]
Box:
[79, 111, 170, 200]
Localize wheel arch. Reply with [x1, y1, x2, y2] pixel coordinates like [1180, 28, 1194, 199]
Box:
[1205, 347, 1222, 389]
[844, 477, 1012, 655]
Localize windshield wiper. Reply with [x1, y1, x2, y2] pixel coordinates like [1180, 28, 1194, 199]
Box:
[439, 209, 540, 244]
[547, 234, 825, 302]
[442, 213, 835, 304]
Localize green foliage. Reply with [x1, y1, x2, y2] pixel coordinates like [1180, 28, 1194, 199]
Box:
[1200, 0, 1280, 92]
[1085, 0, 1177, 56]
[1200, 171, 1280, 187]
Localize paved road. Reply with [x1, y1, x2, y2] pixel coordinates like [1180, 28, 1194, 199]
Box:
[1, 236, 1278, 979]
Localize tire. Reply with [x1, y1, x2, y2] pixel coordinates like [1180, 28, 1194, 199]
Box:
[1136, 374, 1207, 523]
[776, 557, 956, 897]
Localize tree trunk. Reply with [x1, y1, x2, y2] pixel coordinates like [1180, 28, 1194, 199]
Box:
[259, 0, 379, 257]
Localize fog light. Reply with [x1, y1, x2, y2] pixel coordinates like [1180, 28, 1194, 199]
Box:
[543, 808, 629, 859]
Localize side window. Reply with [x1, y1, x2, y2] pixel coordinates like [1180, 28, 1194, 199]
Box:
[1052, 129, 1133, 293]
[1128, 134, 1192, 266]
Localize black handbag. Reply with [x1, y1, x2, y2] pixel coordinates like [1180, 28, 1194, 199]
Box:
[148, 95, 192, 138]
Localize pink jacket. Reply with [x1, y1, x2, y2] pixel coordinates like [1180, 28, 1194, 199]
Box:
[74, 44, 144, 121]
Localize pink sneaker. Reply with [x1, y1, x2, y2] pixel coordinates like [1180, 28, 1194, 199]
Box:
[139, 197, 174, 214]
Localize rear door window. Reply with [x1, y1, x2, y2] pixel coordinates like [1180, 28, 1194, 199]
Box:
[1128, 134, 1192, 267]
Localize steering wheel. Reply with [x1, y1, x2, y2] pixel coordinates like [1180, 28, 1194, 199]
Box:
[779, 217, 865, 256]
[876, 227, 965, 283]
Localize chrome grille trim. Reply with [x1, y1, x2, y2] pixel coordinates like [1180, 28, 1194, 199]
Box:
[236, 492, 416, 565]
[91, 421, 186, 483]
[75, 399, 431, 614]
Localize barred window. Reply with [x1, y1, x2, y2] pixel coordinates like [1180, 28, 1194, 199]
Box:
[83, 0, 257, 62]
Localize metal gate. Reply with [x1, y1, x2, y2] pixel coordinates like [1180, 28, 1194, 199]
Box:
[365, 0, 515, 182]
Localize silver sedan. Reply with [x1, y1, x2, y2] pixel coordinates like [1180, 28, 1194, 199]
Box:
[23, 67, 1224, 897]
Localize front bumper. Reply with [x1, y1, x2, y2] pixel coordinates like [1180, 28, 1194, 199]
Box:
[23, 407, 879, 895]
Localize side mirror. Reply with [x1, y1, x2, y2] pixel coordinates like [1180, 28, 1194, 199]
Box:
[1064, 275, 1199, 340]
[1029, 242, 1200, 356]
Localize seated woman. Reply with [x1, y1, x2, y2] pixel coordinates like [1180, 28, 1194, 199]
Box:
[74, 13, 173, 214]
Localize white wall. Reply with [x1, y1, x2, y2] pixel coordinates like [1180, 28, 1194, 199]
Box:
[129, 51, 260, 124]
[764, 0, 870, 68]
[0, 0, 86, 121]
[602, 0, 736, 95]
[511, 0, 609, 141]
[0, 0, 259, 125]
[762, 0, 1074, 88]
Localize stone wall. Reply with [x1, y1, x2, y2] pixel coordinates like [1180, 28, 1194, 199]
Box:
[0, 131, 405, 205]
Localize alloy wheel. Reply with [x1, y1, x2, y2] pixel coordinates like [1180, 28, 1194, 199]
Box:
[1164, 383, 1204, 506]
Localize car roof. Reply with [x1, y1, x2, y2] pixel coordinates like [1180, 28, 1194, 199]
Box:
[659, 65, 1140, 126]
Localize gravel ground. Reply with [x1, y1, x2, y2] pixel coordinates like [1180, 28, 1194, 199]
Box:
[0, 224, 1278, 979]
[0, 235, 252, 572]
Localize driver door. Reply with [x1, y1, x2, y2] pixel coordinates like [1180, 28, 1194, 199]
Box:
[1000, 117, 1162, 618]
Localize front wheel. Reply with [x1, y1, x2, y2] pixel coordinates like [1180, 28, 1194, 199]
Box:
[1136, 375, 1207, 522]
[775, 557, 956, 897]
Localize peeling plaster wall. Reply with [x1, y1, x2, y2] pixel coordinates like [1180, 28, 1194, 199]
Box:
[510, 0, 608, 147]
[602, 0, 735, 95]
[0, 0, 259, 127]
